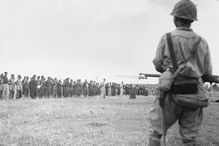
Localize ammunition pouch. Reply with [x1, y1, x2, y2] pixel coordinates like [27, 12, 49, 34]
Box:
[171, 76, 198, 94]
[172, 80, 209, 109]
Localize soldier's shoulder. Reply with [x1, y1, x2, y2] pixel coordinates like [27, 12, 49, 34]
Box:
[190, 31, 208, 44]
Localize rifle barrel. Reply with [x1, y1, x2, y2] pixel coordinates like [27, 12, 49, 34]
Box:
[139, 73, 160, 78]
[139, 73, 219, 83]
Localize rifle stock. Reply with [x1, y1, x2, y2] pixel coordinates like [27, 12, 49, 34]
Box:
[139, 73, 219, 83]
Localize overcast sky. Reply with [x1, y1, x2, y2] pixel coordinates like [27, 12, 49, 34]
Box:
[0, 0, 219, 83]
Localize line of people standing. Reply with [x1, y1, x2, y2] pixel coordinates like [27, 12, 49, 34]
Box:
[0, 72, 128, 100]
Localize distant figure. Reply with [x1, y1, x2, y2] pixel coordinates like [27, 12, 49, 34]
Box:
[108, 83, 112, 96]
[57, 80, 62, 98]
[52, 78, 58, 98]
[9, 74, 16, 99]
[29, 75, 37, 99]
[105, 83, 109, 96]
[83, 79, 89, 97]
[2, 72, 9, 100]
[120, 82, 124, 96]
[16, 75, 22, 99]
[23, 77, 30, 98]
[36, 76, 41, 98]
[101, 78, 106, 99]
[129, 85, 136, 99]
[0, 74, 4, 100]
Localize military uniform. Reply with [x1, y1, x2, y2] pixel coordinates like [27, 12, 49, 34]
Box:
[29, 76, 37, 99]
[0, 75, 3, 100]
[52, 79, 58, 98]
[16, 76, 22, 99]
[147, 1, 212, 146]
[101, 79, 106, 99]
[9, 76, 16, 99]
[2, 73, 9, 100]
[57, 80, 62, 98]
[83, 80, 89, 97]
[23, 77, 30, 98]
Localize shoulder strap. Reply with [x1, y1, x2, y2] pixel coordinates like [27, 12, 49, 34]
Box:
[166, 33, 178, 72]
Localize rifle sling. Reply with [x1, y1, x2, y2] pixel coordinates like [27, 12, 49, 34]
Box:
[166, 33, 178, 72]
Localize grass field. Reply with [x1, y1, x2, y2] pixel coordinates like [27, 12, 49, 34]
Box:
[0, 95, 218, 146]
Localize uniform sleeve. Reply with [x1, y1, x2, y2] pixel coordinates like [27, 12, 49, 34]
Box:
[204, 44, 213, 75]
[153, 35, 166, 73]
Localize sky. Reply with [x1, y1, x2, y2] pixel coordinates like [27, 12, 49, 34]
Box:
[0, 0, 219, 84]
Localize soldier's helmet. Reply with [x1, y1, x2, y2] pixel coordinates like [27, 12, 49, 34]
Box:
[170, 0, 197, 21]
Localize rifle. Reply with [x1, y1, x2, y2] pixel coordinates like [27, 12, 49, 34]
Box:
[139, 73, 219, 84]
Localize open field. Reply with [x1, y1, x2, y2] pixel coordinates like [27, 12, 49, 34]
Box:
[0, 95, 219, 146]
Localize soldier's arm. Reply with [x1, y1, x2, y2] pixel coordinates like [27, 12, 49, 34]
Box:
[204, 44, 213, 75]
[153, 35, 166, 73]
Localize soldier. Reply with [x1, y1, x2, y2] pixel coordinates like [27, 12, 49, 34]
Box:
[9, 74, 16, 99]
[45, 77, 52, 98]
[89, 81, 93, 96]
[29, 75, 37, 99]
[97, 83, 101, 95]
[67, 78, 71, 97]
[105, 83, 109, 96]
[0, 74, 4, 100]
[22, 76, 30, 98]
[115, 84, 118, 96]
[16, 75, 22, 99]
[72, 81, 76, 96]
[63, 79, 66, 97]
[108, 82, 112, 96]
[147, 1, 213, 146]
[36, 76, 41, 98]
[39, 76, 45, 98]
[83, 79, 89, 97]
[101, 78, 106, 99]
[70, 79, 74, 97]
[76, 79, 82, 96]
[93, 81, 97, 96]
[2, 72, 9, 100]
[120, 82, 124, 96]
[52, 78, 58, 98]
[57, 80, 62, 98]
[129, 85, 136, 99]
[111, 83, 115, 96]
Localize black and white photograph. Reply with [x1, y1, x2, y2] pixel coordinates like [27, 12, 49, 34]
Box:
[0, 0, 219, 145]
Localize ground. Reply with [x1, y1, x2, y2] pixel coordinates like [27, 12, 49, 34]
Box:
[0, 95, 218, 146]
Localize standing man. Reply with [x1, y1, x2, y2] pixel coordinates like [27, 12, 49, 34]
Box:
[147, 1, 212, 146]
[36, 76, 41, 98]
[83, 79, 89, 97]
[45, 77, 52, 98]
[22, 76, 30, 98]
[0, 74, 4, 100]
[9, 74, 16, 99]
[120, 82, 124, 96]
[57, 80, 62, 98]
[2, 72, 9, 100]
[16, 75, 22, 99]
[101, 78, 106, 99]
[29, 75, 37, 99]
[52, 78, 58, 98]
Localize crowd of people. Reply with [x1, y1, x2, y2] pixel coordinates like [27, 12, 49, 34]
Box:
[0, 72, 148, 100]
